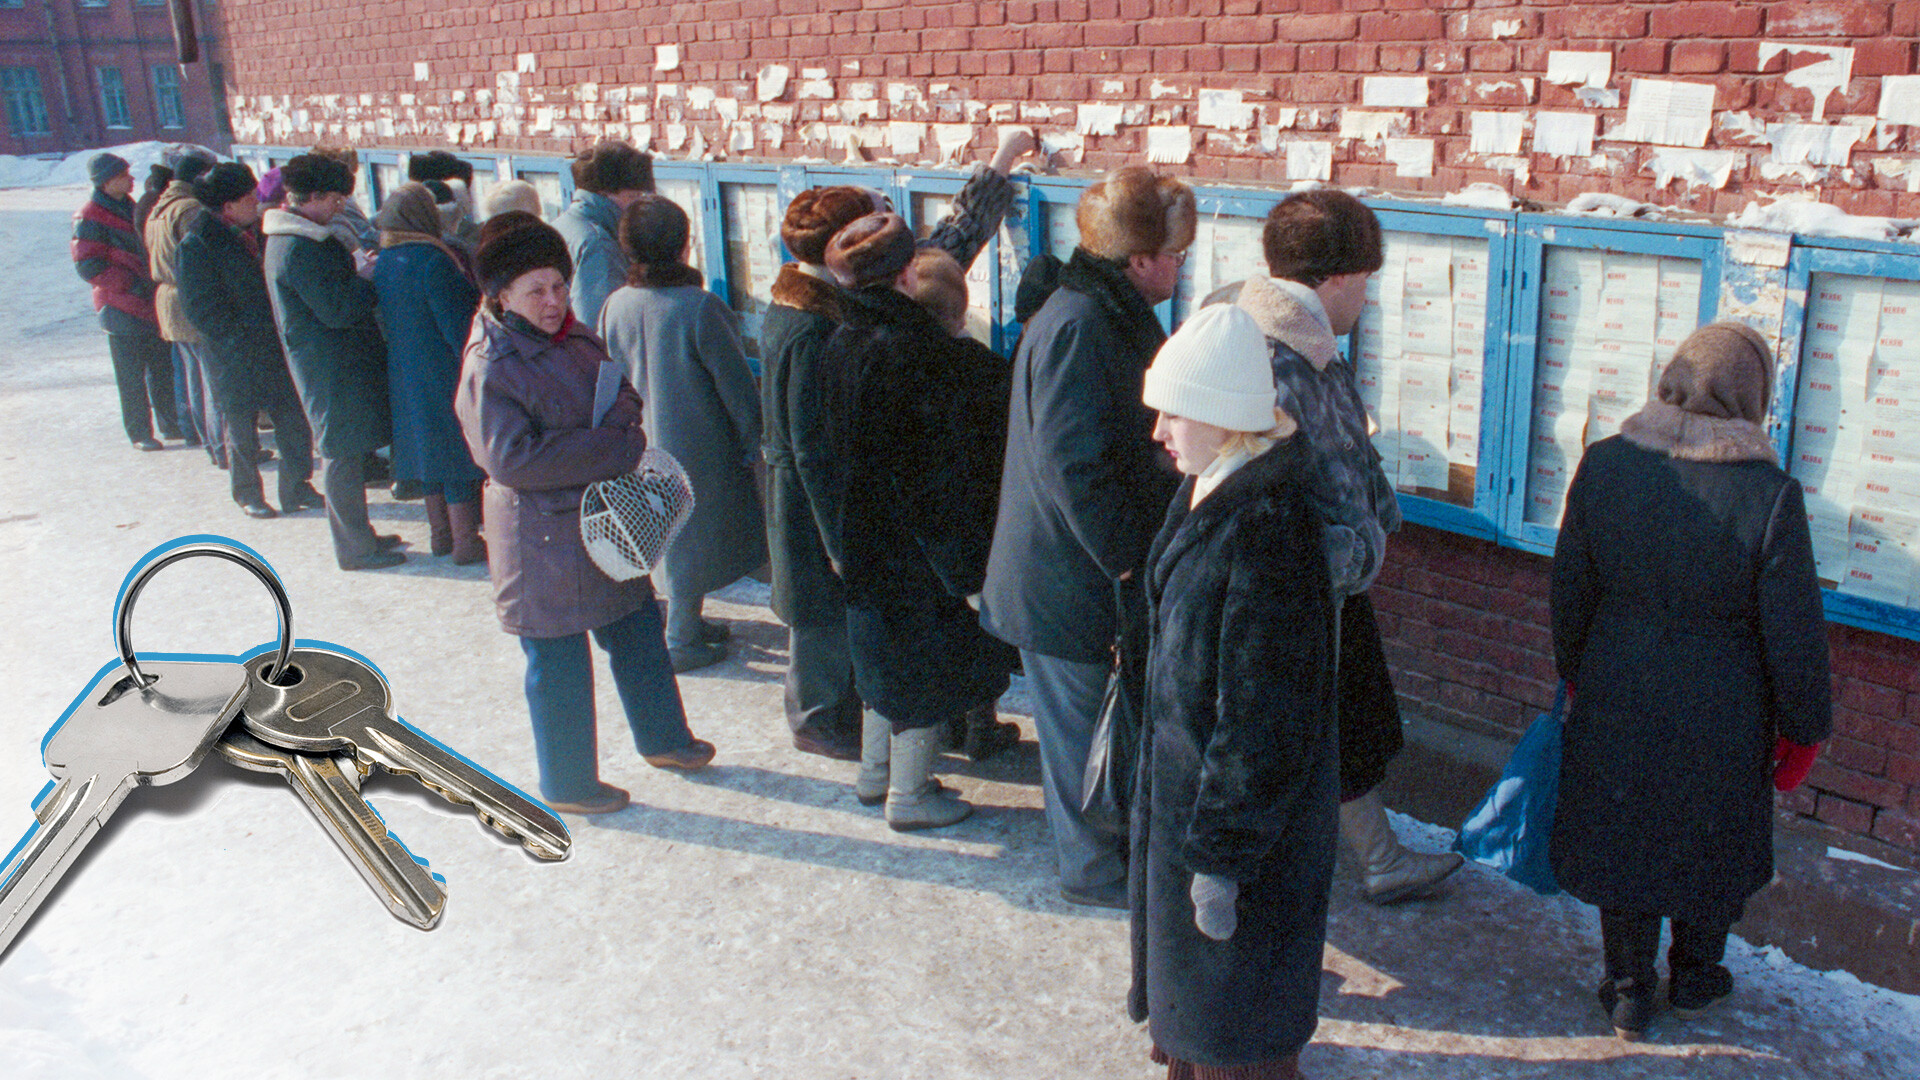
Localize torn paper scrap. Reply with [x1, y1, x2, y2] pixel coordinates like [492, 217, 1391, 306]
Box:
[517, 52, 538, 74]
[1880, 76, 1920, 126]
[689, 126, 708, 160]
[888, 121, 925, 157]
[1197, 89, 1257, 130]
[1577, 87, 1621, 108]
[1383, 138, 1434, 178]
[757, 65, 791, 102]
[1339, 110, 1406, 143]
[1759, 43, 1854, 123]
[666, 123, 688, 150]
[1546, 51, 1611, 90]
[1286, 141, 1334, 181]
[1147, 126, 1192, 165]
[729, 121, 755, 153]
[799, 70, 834, 100]
[1767, 123, 1861, 167]
[654, 45, 678, 72]
[1469, 111, 1525, 155]
[1612, 79, 1715, 147]
[1040, 130, 1085, 164]
[1646, 147, 1739, 190]
[1363, 77, 1428, 108]
[414, 61, 430, 82]
[687, 86, 716, 111]
[1533, 111, 1597, 157]
[933, 123, 974, 164]
[1077, 103, 1124, 136]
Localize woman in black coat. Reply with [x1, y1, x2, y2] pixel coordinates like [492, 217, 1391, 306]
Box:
[1129, 304, 1339, 1080]
[814, 214, 1017, 832]
[1551, 322, 1832, 1040]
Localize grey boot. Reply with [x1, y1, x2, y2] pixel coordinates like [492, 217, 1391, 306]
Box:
[854, 709, 891, 806]
[1339, 789, 1464, 904]
[884, 725, 972, 831]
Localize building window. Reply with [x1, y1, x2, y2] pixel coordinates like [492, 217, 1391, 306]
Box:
[78, 0, 109, 9]
[152, 65, 183, 128]
[97, 67, 130, 128]
[1, 68, 49, 135]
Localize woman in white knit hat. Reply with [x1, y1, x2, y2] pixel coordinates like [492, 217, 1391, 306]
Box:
[1125, 303, 1340, 1080]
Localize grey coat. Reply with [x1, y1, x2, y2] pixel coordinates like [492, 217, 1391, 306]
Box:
[455, 308, 654, 639]
[553, 191, 627, 329]
[598, 282, 767, 601]
[261, 208, 392, 459]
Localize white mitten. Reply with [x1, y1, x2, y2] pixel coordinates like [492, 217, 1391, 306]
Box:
[1190, 873, 1238, 941]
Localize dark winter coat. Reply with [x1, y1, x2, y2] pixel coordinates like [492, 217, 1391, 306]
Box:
[816, 286, 1016, 727]
[1208, 274, 1407, 798]
[598, 281, 767, 602]
[372, 242, 485, 486]
[455, 308, 654, 639]
[175, 208, 302, 418]
[71, 189, 159, 336]
[262, 208, 393, 459]
[552, 190, 627, 330]
[981, 250, 1181, 664]
[1550, 434, 1832, 924]
[1128, 439, 1341, 1068]
[762, 266, 849, 628]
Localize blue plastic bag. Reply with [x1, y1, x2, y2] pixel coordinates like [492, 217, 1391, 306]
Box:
[1453, 683, 1566, 895]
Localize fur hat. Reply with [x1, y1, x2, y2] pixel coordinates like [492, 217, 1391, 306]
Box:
[475, 217, 572, 296]
[407, 148, 472, 186]
[781, 186, 882, 265]
[479, 209, 542, 247]
[193, 162, 259, 211]
[902, 248, 968, 337]
[1075, 166, 1196, 261]
[173, 149, 218, 187]
[88, 153, 130, 188]
[1658, 321, 1774, 423]
[280, 154, 354, 198]
[570, 141, 653, 195]
[825, 212, 915, 290]
[1142, 304, 1275, 432]
[1263, 190, 1384, 287]
[481, 179, 544, 222]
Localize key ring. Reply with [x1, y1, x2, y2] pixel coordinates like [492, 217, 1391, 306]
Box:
[115, 542, 294, 689]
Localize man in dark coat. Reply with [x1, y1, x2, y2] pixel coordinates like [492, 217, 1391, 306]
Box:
[262, 154, 404, 571]
[763, 130, 1031, 762]
[811, 213, 1017, 831]
[1551, 322, 1832, 1038]
[1205, 191, 1464, 905]
[71, 152, 180, 451]
[980, 166, 1190, 907]
[176, 163, 321, 520]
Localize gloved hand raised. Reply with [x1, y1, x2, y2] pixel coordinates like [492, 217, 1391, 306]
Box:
[1773, 737, 1822, 793]
[1190, 873, 1238, 941]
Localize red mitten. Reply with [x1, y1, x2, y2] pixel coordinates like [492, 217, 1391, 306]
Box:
[1773, 737, 1821, 793]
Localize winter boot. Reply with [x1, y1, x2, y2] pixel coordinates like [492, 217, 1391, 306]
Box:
[425, 493, 454, 556]
[448, 500, 487, 566]
[854, 709, 892, 806]
[884, 725, 972, 831]
[961, 703, 1021, 762]
[1339, 789, 1464, 904]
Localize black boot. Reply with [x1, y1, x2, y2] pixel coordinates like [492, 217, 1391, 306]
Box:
[960, 703, 1020, 762]
[1599, 908, 1664, 1040]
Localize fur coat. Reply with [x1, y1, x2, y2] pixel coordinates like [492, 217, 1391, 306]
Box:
[762, 265, 848, 627]
[1128, 437, 1340, 1068]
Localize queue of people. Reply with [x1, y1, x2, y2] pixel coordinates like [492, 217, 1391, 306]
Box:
[72, 134, 1833, 1076]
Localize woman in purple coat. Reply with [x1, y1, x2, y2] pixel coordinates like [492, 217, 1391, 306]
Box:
[455, 217, 715, 815]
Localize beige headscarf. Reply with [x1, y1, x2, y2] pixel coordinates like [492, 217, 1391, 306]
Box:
[376, 182, 467, 278]
[1620, 321, 1777, 464]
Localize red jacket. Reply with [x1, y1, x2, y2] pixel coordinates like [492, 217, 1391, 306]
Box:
[72, 190, 158, 329]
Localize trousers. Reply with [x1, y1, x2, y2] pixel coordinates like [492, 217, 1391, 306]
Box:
[1022, 649, 1125, 893]
[783, 622, 863, 743]
[107, 328, 178, 442]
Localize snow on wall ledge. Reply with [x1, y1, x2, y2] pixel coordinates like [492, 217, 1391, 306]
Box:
[211, 2, 1920, 217]
[212, 2, 1920, 217]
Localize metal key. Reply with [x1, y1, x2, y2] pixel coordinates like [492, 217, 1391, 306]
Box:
[239, 645, 571, 861]
[1, 660, 247, 958]
[217, 729, 448, 929]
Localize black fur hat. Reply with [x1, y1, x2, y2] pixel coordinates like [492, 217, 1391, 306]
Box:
[193, 162, 259, 210]
[475, 218, 573, 296]
[280, 153, 355, 198]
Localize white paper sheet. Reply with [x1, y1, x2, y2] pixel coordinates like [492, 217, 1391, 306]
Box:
[1470, 111, 1526, 155]
[757, 65, 791, 102]
[1533, 111, 1597, 157]
[1546, 51, 1612, 89]
[1768, 123, 1861, 167]
[1363, 77, 1429, 108]
[1286, 141, 1333, 181]
[1383, 138, 1434, 178]
[1147, 126, 1192, 165]
[1197, 89, 1257, 130]
[1881, 75, 1920, 125]
[1076, 104, 1124, 136]
[1760, 43, 1854, 122]
[654, 45, 679, 72]
[887, 121, 924, 157]
[1614, 79, 1716, 147]
[1841, 533, 1911, 605]
[1340, 110, 1406, 142]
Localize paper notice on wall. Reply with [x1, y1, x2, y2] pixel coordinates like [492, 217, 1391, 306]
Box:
[653, 45, 679, 72]
[1340, 110, 1406, 143]
[1147, 126, 1192, 165]
[517, 52, 539, 74]
[1450, 367, 1483, 466]
[1077, 104, 1124, 136]
[1760, 43, 1854, 122]
[1881, 76, 1920, 125]
[1197, 89, 1257, 130]
[1546, 51, 1612, 89]
[757, 65, 791, 102]
[1841, 533, 1912, 604]
[1469, 111, 1525, 155]
[1286, 141, 1333, 181]
[933, 123, 974, 164]
[1363, 77, 1429, 108]
[1533, 111, 1597, 157]
[1383, 138, 1434, 177]
[1768, 123, 1861, 167]
[1612, 79, 1716, 147]
[888, 121, 925, 157]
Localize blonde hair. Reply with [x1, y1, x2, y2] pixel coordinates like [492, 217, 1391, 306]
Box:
[1218, 407, 1297, 456]
[902, 248, 968, 337]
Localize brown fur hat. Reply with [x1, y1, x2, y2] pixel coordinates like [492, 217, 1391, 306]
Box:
[826, 212, 915, 290]
[1075, 166, 1196, 261]
[570, 141, 653, 195]
[476, 217, 572, 296]
[1263, 190, 1384, 287]
[1658, 321, 1774, 423]
[782, 186, 883, 265]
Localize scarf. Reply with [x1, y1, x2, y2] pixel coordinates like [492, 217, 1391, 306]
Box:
[376, 182, 468, 279]
[1192, 437, 1277, 506]
[1059, 248, 1166, 354]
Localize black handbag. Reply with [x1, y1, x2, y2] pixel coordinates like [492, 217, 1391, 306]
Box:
[1081, 577, 1147, 837]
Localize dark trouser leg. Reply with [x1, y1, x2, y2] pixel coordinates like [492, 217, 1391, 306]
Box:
[322, 453, 377, 565]
[170, 344, 198, 442]
[106, 332, 157, 443]
[593, 603, 696, 757]
[133, 330, 179, 437]
[784, 622, 863, 742]
[264, 391, 314, 508]
[1338, 592, 1403, 802]
[1669, 916, 1735, 1007]
[226, 395, 267, 507]
[1022, 649, 1125, 893]
[1598, 907, 1663, 1036]
[518, 631, 602, 803]
[663, 582, 706, 649]
[185, 343, 227, 463]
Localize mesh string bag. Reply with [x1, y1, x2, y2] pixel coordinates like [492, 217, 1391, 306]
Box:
[580, 448, 697, 581]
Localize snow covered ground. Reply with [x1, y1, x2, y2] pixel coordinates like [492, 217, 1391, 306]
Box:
[0, 182, 1916, 1079]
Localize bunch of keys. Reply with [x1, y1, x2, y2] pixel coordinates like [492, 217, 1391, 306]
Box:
[0, 538, 571, 957]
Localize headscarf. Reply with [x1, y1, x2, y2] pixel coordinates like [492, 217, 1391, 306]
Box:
[376, 182, 468, 279]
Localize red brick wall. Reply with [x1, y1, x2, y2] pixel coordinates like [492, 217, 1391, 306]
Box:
[210, 0, 1920, 216]
[1375, 524, 1920, 859]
